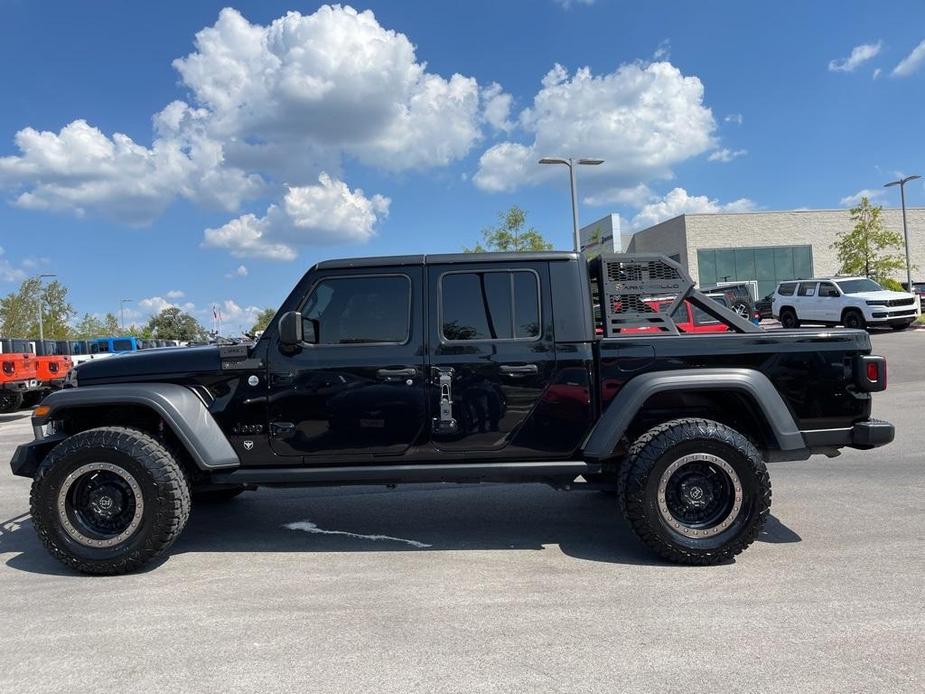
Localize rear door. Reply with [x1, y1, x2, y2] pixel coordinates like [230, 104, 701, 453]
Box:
[797, 281, 819, 320]
[427, 260, 561, 458]
[267, 265, 427, 459]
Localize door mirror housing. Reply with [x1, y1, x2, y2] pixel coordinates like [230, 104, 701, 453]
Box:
[278, 311, 303, 346]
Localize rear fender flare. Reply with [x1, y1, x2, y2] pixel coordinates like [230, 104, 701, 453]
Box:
[582, 368, 805, 460]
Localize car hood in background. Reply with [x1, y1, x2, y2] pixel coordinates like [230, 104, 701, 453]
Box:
[75, 345, 223, 384]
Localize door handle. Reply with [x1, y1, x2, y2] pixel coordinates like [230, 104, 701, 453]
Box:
[376, 367, 417, 378]
[499, 364, 538, 376]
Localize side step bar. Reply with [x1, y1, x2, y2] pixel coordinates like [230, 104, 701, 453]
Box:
[212, 461, 597, 487]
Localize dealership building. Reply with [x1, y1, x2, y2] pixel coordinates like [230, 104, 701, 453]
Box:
[580, 208, 925, 298]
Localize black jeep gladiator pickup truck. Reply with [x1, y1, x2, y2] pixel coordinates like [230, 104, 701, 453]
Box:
[11, 253, 893, 574]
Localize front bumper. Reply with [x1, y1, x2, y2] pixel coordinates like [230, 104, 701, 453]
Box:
[802, 419, 895, 450]
[9, 435, 66, 478]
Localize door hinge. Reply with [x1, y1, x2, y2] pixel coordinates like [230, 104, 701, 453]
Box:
[431, 367, 458, 435]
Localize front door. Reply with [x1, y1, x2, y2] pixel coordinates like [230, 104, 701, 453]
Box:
[427, 261, 561, 458]
[267, 266, 427, 459]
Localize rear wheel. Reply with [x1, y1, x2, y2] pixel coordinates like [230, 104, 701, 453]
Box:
[843, 309, 866, 330]
[779, 308, 800, 329]
[30, 427, 190, 575]
[0, 390, 24, 413]
[618, 418, 771, 565]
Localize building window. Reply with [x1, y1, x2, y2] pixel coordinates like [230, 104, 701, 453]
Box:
[697, 245, 814, 299]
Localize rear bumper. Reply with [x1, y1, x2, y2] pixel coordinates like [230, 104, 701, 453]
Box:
[1, 380, 40, 392]
[802, 419, 895, 450]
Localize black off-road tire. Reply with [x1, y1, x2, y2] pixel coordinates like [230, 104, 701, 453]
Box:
[843, 309, 866, 330]
[30, 427, 191, 575]
[192, 486, 247, 503]
[22, 390, 44, 408]
[779, 308, 800, 329]
[617, 418, 771, 565]
[0, 390, 24, 413]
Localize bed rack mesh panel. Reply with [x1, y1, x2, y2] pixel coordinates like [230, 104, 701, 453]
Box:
[593, 253, 761, 336]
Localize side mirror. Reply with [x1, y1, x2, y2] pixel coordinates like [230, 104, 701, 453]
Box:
[278, 311, 303, 346]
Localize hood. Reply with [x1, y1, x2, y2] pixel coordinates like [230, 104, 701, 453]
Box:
[75, 345, 223, 384]
[844, 290, 915, 301]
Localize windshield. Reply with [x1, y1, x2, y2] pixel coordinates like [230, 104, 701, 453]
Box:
[836, 278, 883, 294]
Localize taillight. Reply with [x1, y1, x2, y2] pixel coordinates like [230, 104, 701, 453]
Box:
[857, 355, 887, 392]
[2, 360, 13, 375]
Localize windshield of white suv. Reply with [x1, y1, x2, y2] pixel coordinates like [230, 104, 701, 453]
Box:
[835, 278, 883, 294]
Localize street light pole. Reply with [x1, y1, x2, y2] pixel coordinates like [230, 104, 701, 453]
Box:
[36, 273, 56, 349]
[120, 299, 134, 332]
[538, 157, 604, 252]
[884, 174, 921, 291]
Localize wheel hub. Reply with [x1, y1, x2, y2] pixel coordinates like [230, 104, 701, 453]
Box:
[657, 453, 743, 538]
[57, 463, 144, 548]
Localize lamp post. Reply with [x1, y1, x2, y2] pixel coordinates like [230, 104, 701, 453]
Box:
[538, 157, 604, 252]
[120, 299, 134, 332]
[36, 273, 56, 347]
[884, 174, 921, 291]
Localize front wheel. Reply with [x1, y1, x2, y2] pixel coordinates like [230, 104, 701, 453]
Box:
[618, 418, 771, 565]
[843, 310, 866, 330]
[30, 427, 190, 575]
[891, 321, 913, 331]
[779, 309, 800, 329]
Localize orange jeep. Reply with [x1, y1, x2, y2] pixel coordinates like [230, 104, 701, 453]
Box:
[0, 352, 39, 412]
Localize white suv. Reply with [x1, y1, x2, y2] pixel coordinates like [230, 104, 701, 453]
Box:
[772, 277, 920, 331]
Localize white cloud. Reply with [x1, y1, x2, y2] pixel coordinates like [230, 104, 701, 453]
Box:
[165, 289, 185, 299]
[204, 173, 390, 260]
[829, 41, 882, 72]
[482, 83, 514, 132]
[724, 113, 743, 125]
[873, 68, 882, 80]
[892, 39, 925, 77]
[0, 6, 499, 230]
[211, 299, 264, 333]
[653, 40, 671, 61]
[225, 264, 248, 279]
[553, 0, 594, 8]
[584, 183, 654, 207]
[840, 188, 885, 207]
[138, 295, 196, 315]
[0, 246, 27, 283]
[708, 148, 747, 163]
[629, 187, 756, 230]
[173, 6, 486, 173]
[473, 61, 715, 194]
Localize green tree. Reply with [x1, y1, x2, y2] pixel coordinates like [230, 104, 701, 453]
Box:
[0, 276, 74, 339]
[249, 308, 277, 334]
[73, 313, 106, 338]
[464, 206, 553, 253]
[832, 197, 907, 282]
[145, 307, 207, 342]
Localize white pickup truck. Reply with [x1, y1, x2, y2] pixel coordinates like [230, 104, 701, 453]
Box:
[772, 277, 920, 330]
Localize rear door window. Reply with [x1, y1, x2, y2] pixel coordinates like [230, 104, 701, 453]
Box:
[798, 282, 817, 297]
[441, 270, 540, 341]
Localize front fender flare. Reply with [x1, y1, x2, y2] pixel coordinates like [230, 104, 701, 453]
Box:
[35, 383, 239, 470]
[582, 368, 806, 461]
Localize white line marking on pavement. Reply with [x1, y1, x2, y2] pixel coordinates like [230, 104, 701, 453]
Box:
[283, 520, 432, 548]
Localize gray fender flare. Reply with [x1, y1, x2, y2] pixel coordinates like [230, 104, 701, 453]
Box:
[37, 383, 239, 470]
[582, 368, 806, 460]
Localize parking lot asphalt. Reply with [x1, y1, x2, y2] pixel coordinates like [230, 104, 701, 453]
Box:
[1, 330, 923, 693]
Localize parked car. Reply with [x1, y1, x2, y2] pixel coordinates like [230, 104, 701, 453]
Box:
[0, 351, 39, 412]
[700, 282, 755, 319]
[13, 252, 893, 574]
[772, 277, 920, 330]
[621, 298, 730, 334]
[755, 294, 774, 320]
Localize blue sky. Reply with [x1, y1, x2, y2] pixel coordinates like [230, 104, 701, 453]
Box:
[1, 0, 924, 332]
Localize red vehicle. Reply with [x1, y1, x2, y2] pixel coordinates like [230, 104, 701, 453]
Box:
[34, 354, 74, 391]
[622, 299, 730, 335]
[0, 352, 40, 412]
